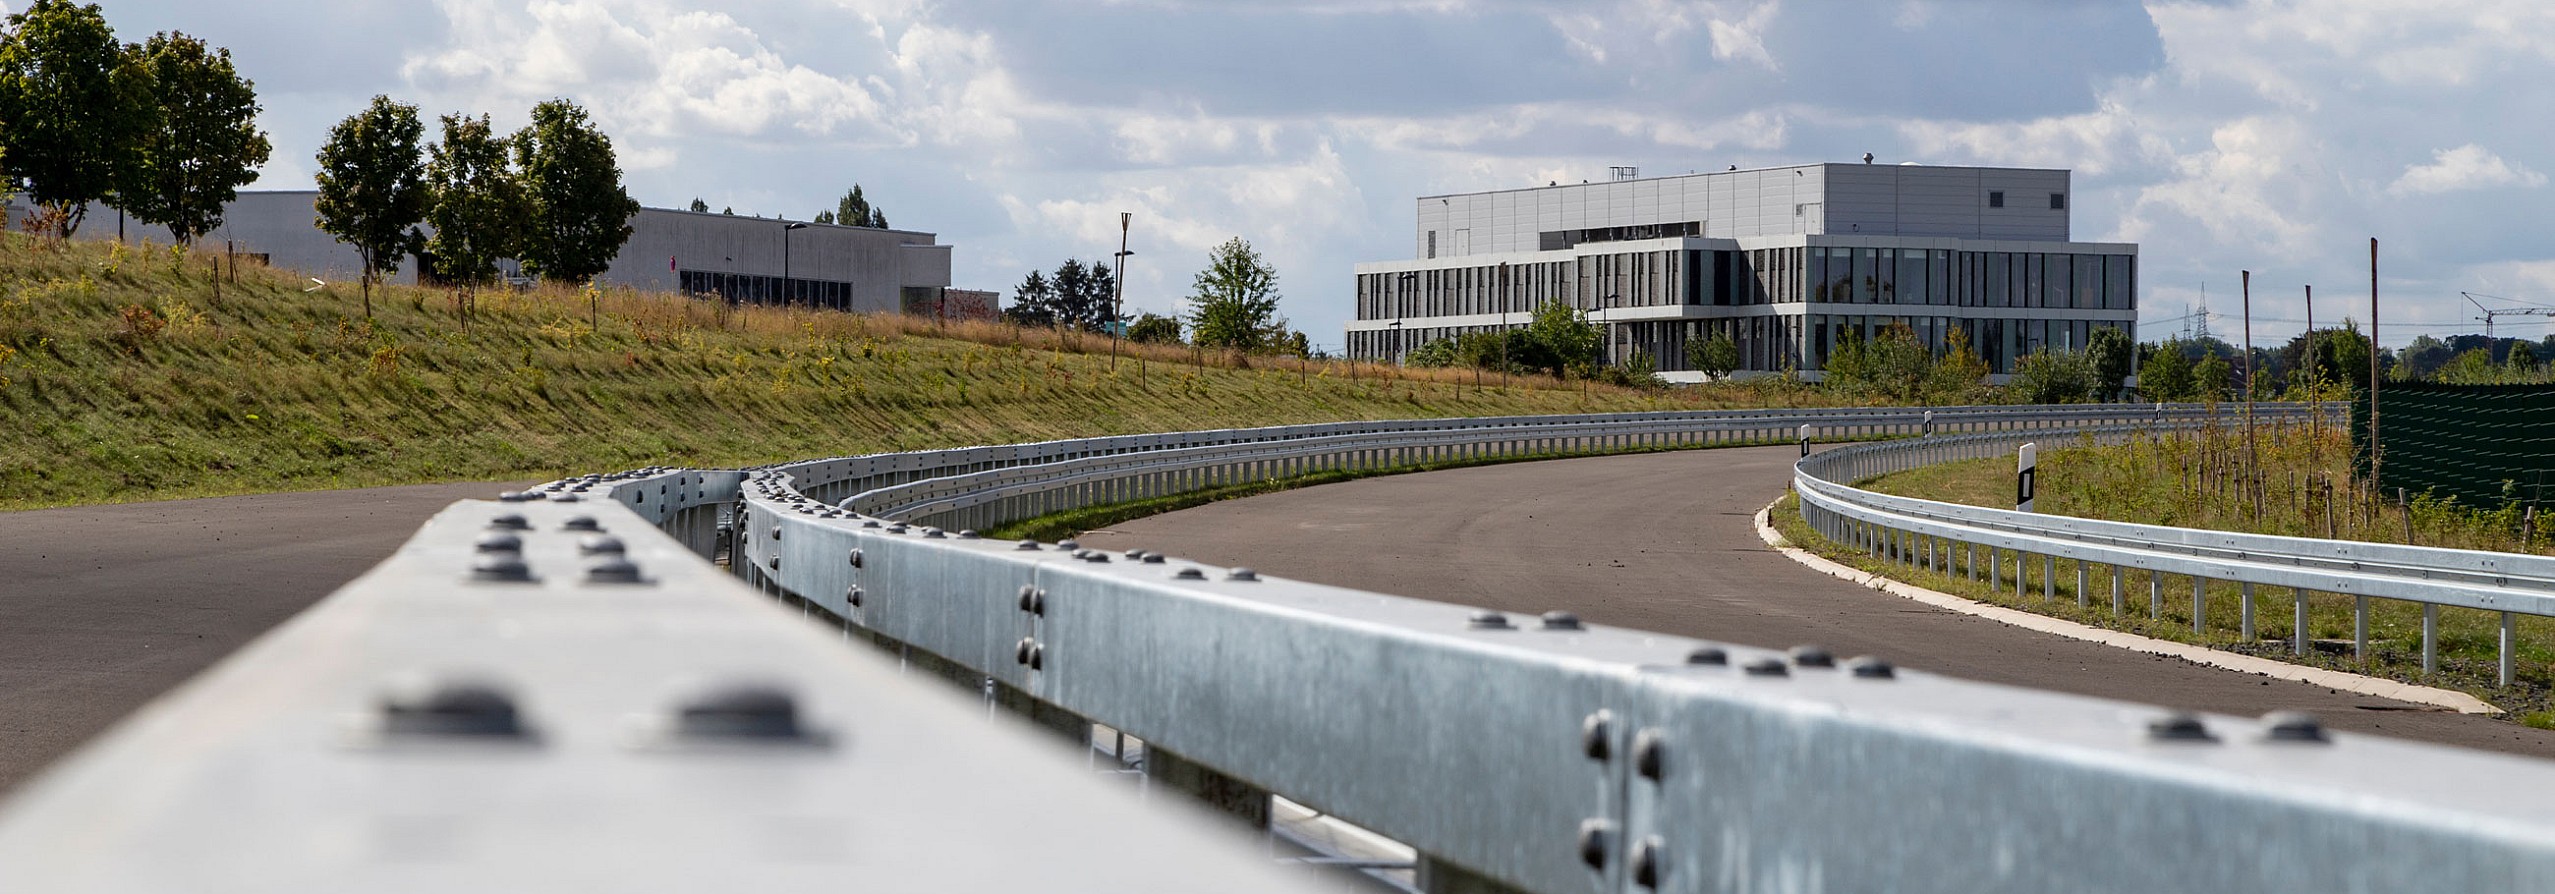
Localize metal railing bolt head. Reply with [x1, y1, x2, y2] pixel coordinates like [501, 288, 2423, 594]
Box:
[846, 586, 863, 608]
[1847, 657, 1896, 679]
[1742, 657, 1789, 677]
[585, 558, 646, 585]
[1631, 836, 1664, 889]
[1173, 567, 1207, 580]
[561, 515, 602, 532]
[1468, 611, 1513, 630]
[1581, 711, 1614, 761]
[1056, 539, 1080, 550]
[2147, 711, 2217, 743]
[1576, 819, 1614, 870]
[474, 532, 523, 554]
[1227, 568, 1260, 581]
[1015, 638, 1035, 665]
[1140, 553, 1166, 564]
[2262, 711, 2329, 743]
[1540, 611, 1583, 630]
[578, 535, 625, 556]
[381, 679, 526, 739]
[1685, 646, 1728, 666]
[769, 525, 781, 540]
[470, 556, 535, 583]
[1632, 729, 1665, 780]
[1789, 645, 1835, 668]
[486, 513, 531, 531]
[848, 548, 864, 568]
[1016, 539, 1040, 551]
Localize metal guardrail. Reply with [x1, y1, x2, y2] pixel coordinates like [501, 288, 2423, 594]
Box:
[1794, 407, 2555, 687]
[19, 402, 2555, 893]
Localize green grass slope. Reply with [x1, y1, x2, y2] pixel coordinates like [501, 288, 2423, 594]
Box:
[0, 236, 1833, 510]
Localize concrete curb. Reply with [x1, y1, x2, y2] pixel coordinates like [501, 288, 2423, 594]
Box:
[1755, 498, 2502, 715]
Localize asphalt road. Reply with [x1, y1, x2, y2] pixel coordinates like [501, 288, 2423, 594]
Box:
[1079, 446, 2555, 761]
[0, 480, 530, 795]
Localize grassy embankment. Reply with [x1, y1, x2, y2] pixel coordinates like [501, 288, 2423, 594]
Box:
[1771, 415, 2555, 724]
[0, 235, 1850, 511]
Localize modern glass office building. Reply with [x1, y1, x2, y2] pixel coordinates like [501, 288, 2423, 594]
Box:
[1346, 162, 2136, 380]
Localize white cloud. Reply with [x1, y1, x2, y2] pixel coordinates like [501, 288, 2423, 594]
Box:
[2388, 144, 2546, 196]
[1705, 2, 1780, 72]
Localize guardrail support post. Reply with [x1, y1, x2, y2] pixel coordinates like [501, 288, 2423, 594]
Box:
[2294, 590, 2310, 656]
[1987, 547, 2000, 589]
[2015, 552, 2026, 600]
[2192, 577, 2207, 635]
[2501, 612, 2516, 688]
[2150, 573, 2162, 620]
[2110, 566, 2122, 615]
[2240, 583, 2256, 641]
[2355, 596, 2369, 663]
[2422, 604, 2439, 674]
[1145, 743, 1273, 831]
[2043, 555, 2055, 602]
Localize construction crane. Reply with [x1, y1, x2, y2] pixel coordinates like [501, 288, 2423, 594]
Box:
[2463, 292, 2555, 337]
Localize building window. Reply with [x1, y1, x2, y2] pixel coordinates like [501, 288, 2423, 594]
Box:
[2050, 192, 2066, 210]
[1426, 231, 1437, 259]
[1988, 191, 2004, 208]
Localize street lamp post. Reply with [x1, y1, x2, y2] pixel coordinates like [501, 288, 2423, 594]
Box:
[781, 222, 808, 308]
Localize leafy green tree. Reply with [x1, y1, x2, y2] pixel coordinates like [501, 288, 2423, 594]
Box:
[1048, 258, 1116, 331]
[833, 183, 887, 229]
[1187, 237, 1284, 350]
[2086, 325, 2133, 400]
[314, 94, 429, 318]
[1686, 330, 1739, 379]
[0, 0, 153, 237]
[2138, 339, 2195, 401]
[1926, 326, 1991, 403]
[812, 210, 834, 225]
[1003, 269, 1056, 327]
[511, 99, 636, 284]
[423, 112, 526, 323]
[2193, 351, 2233, 401]
[1825, 323, 1927, 401]
[120, 31, 266, 246]
[1127, 312, 1181, 344]
[2008, 347, 2096, 404]
[2511, 340, 2538, 373]
[2437, 347, 2503, 384]
[1521, 301, 1599, 376]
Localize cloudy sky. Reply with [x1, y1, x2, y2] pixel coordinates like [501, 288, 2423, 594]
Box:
[63, 0, 2555, 350]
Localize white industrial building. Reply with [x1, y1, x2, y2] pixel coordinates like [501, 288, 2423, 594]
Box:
[1346, 162, 2137, 380]
[28, 191, 956, 314]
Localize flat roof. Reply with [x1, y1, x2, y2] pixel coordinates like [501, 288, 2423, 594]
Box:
[1417, 161, 2072, 202]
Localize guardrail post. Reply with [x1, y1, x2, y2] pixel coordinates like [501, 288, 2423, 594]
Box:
[2150, 573, 2162, 620]
[2043, 555, 2055, 602]
[2293, 590, 2310, 656]
[2240, 583, 2256, 641]
[2075, 560, 2087, 608]
[2501, 612, 2516, 688]
[1987, 547, 1999, 589]
[2422, 604, 2439, 673]
[2111, 566, 2123, 615]
[2355, 596, 2369, 663]
[2192, 577, 2207, 635]
[1144, 744, 1273, 831]
[2015, 552, 2026, 600]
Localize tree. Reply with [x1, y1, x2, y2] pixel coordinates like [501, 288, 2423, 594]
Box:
[1687, 330, 1739, 379]
[813, 210, 834, 225]
[1926, 326, 1991, 402]
[2008, 347, 2096, 404]
[1127, 312, 1181, 344]
[2139, 339, 2195, 401]
[687, 197, 707, 213]
[1003, 269, 1056, 327]
[314, 94, 428, 318]
[2511, 340, 2538, 373]
[2193, 351, 2233, 401]
[2086, 325, 2133, 400]
[1048, 259, 1117, 330]
[512, 98, 637, 284]
[833, 183, 887, 229]
[422, 112, 526, 324]
[1522, 300, 1600, 376]
[119, 31, 266, 246]
[1187, 237, 1283, 350]
[0, 0, 154, 237]
[1824, 323, 1928, 401]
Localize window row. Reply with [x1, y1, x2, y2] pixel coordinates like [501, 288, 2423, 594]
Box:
[680, 269, 857, 310]
[1354, 247, 2136, 322]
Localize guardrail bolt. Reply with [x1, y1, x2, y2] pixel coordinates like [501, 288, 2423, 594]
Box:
[1468, 610, 1513, 630]
[585, 558, 646, 585]
[1015, 539, 1041, 551]
[1788, 645, 1835, 668]
[487, 513, 531, 531]
[1056, 539, 1080, 550]
[2261, 711, 2329, 743]
[1630, 836, 1663, 889]
[561, 515, 602, 532]
[381, 680, 526, 738]
[886, 524, 909, 534]
[957, 529, 980, 540]
[1227, 568, 1260, 581]
[846, 586, 864, 608]
[1173, 567, 1207, 580]
[1015, 638, 1035, 665]
[1027, 643, 1044, 670]
[923, 527, 946, 539]
[848, 548, 864, 568]
[1742, 657, 1789, 677]
[1686, 646, 1728, 666]
[475, 532, 524, 554]
[1576, 819, 1615, 870]
[1847, 657, 1896, 679]
[2146, 711, 2217, 743]
[1540, 610, 1583, 630]
[675, 684, 808, 741]
[470, 556, 536, 583]
[1632, 729, 1666, 780]
[1580, 711, 1614, 761]
[767, 554, 780, 570]
[1017, 585, 1046, 615]
[1140, 553, 1167, 564]
[769, 525, 781, 540]
[578, 535, 625, 556]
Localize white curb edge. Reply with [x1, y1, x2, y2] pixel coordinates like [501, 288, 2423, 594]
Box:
[1755, 497, 2502, 715]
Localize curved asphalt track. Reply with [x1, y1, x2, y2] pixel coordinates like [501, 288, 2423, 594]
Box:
[1079, 445, 2555, 761]
[0, 480, 530, 795]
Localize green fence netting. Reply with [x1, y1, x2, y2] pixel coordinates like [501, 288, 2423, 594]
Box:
[2354, 381, 2555, 508]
